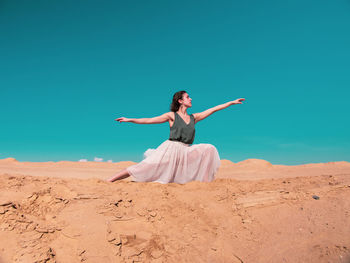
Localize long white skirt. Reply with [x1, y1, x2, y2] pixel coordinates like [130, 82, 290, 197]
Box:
[126, 140, 221, 184]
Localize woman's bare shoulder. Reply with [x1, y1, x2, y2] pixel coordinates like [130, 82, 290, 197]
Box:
[165, 111, 175, 121]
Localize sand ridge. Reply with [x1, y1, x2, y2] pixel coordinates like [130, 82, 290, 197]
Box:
[1, 158, 350, 181]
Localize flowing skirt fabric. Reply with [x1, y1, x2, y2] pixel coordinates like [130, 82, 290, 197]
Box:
[126, 140, 221, 184]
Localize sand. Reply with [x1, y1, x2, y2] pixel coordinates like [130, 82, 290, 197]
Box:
[0, 157, 350, 262]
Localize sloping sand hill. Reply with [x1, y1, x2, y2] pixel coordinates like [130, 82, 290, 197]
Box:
[0, 158, 350, 262]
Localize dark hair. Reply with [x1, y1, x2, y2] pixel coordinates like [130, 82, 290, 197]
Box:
[170, 90, 187, 112]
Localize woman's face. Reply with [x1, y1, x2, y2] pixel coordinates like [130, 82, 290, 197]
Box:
[180, 93, 192, 108]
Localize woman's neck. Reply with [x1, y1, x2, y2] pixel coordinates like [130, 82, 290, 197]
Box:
[177, 106, 188, 115]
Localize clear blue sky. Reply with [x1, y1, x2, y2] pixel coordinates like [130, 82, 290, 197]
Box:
[1, 0, 349, 164]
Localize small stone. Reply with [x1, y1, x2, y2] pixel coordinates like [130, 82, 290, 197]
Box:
[312, 195, 320, 200]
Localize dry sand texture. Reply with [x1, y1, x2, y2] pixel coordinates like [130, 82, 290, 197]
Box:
[0, 157, 350, 262]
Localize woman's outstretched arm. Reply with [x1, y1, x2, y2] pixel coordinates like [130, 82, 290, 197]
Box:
[115, 112, 172, 124]
[193, 98, 245, 123]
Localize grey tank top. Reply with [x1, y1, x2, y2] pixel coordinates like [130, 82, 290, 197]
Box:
[169, 112, 196, 144]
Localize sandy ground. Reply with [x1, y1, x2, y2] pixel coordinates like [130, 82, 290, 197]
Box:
[0, 157, 350, 262]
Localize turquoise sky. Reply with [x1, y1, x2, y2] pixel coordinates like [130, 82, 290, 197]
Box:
[1, 0, 349, 164]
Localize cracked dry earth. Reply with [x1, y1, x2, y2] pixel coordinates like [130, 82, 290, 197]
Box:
[0, 174, 350, 263]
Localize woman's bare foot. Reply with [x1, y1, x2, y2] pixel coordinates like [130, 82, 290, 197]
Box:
[107, 168, 130, 182]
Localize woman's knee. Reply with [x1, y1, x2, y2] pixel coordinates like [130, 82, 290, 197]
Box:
[204, 144, 217, 153]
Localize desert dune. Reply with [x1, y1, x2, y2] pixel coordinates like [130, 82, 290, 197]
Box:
[0, 158, 350, 262]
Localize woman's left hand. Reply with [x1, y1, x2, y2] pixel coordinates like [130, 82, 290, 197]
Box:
[232, 98, 245, 105]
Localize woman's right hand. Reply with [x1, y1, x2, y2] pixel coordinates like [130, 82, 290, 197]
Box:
[115, 117, 131, 123]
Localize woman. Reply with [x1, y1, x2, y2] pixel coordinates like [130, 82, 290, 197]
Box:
[107, 91, 245, 184]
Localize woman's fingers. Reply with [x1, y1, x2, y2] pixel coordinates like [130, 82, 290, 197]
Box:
[232, 98, 245, 104]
